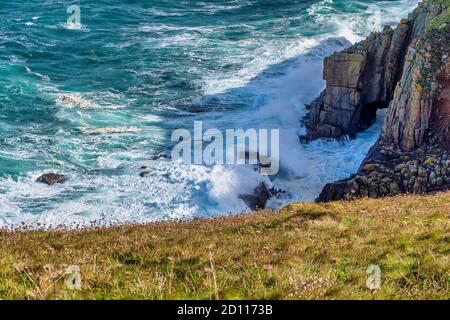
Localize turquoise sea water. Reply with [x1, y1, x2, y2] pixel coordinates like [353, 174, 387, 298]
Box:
[0, 0, 419, 228]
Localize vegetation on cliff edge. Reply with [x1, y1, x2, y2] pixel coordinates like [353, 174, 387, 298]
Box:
[0, 192, 448, 300]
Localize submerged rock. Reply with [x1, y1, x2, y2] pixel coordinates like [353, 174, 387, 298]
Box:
[139, 171, 150, 177]
[36, 173, 67, 185]
[151, 151, 170, 161]
[238, 183, 273, 210]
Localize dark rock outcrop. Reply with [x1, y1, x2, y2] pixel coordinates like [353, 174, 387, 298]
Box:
[139, 171, 150, 177]
[36, 173, 67, 185]
[317, 144, 450, 202]
[239, 183, 274, 210]
[315, 1, 450, 202]
[305, 1, 445, 139]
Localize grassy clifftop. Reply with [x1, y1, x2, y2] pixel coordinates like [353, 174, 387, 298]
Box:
[0, 192, 449, 300]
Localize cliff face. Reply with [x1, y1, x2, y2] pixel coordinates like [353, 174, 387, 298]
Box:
[313, 1, 450, 202]
[306, 1, 445, 139]
[381, 31, 450, 151]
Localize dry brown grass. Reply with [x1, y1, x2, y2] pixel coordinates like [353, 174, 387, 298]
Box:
[0, 192, 449, 300]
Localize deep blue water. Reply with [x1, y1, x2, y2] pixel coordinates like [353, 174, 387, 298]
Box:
[0, 0, 419, 228]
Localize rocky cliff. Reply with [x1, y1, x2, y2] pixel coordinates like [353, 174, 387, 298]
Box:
[305, 0, 446, 139]
[312, 0, 450, 202]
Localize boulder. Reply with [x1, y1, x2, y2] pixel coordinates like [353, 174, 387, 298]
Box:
[36, 173, 67, 185]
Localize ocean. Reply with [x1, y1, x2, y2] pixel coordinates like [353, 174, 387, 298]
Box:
[0, 0, 419, 229]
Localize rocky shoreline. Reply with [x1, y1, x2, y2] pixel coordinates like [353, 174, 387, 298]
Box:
[317, 143, 450, 201]
[306, 0, 450, 202]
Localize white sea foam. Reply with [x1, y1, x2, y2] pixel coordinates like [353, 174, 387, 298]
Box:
[0, 39, 376, 230]
[137, 24, 215, 33]
[308, 0, 420, 43]
[80, 126, 141, 135]
[198, 47, 383, 207]
[0, 162, 267, 229]
[147, 8, 186, 17]
[65, 22, 83, 30]
[191, 0, 418, 206]
[56, 93, 124, 110]
[0, 0, 421, 229]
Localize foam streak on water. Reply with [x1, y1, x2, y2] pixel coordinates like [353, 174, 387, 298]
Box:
[0, 0, 420, 229]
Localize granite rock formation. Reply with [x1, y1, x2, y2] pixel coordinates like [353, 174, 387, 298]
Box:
[305, 0, 446, 139]
[313, 1, 450, 202]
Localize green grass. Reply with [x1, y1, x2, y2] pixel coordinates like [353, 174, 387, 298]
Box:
[428, 0, 450, 30]
[0, 192, 449, 300]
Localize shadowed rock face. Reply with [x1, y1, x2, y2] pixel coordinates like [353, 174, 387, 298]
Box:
[306, 1, 445, 140]
[431, 72, 450, 150]
[314, 1, 450, 202]
[239, 183, 273, 210]
[381, 31, 450, 152]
